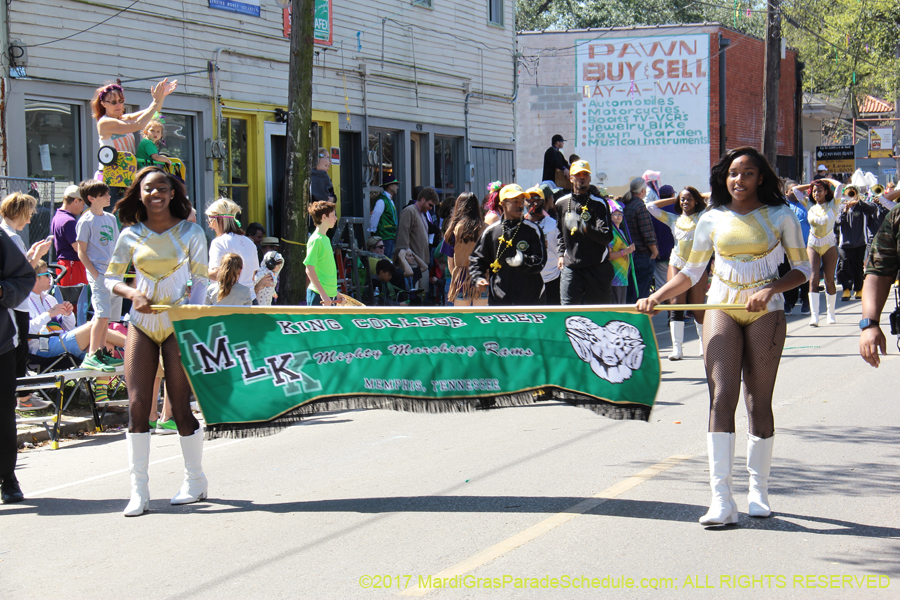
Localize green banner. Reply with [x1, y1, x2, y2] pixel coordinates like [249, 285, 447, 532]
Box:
[169, 306, 661, 434]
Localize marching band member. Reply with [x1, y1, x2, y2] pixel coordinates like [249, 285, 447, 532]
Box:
[470, 184, 546, 305]
[647, 187, 708, 359]
[107, 167, 209, 517]
[638, 147, 811, 526]
[790, 178, 843, 325]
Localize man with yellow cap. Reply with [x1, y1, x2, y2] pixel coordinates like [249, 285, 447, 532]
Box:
[555, 160, 614, 304]
[470, 184, 547, 305]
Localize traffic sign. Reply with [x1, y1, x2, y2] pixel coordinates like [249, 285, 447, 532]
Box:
[815, 145, 855, 174]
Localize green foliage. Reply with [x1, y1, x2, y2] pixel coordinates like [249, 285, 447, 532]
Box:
[515, 0, 766, 36]
[781, 0, 900, 102]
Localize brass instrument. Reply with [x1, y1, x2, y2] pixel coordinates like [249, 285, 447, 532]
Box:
[872, 184, 885, 196]
[845, 185, 859, 199]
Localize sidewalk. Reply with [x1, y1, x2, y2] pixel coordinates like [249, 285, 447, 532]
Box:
[16, 410, 129, 447]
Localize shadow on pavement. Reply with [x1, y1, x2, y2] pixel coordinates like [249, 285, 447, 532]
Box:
[0, 497, 124, 516]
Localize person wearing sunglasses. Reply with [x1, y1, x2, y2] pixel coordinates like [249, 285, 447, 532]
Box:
[26, 261, 126, 364]
[91, 79, 178, 191]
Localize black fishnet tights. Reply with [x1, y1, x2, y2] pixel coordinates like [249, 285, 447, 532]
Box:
[702, 310, 785, 438]
[127, 328, 198, 436]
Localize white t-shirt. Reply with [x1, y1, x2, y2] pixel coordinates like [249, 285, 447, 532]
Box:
[208, 232, 259, 301]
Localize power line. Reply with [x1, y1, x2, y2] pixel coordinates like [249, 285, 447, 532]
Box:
[30, 0, 142, 47]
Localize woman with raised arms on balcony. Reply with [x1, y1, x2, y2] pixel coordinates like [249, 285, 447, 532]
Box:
[92, 79, 177, 193]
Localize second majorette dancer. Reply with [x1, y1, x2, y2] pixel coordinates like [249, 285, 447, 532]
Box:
[647, 187, 708, 359]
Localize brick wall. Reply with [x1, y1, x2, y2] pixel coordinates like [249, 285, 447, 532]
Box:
[713, 28, 797, 165]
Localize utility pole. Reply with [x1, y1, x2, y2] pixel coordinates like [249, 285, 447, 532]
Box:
[895, 39, 900, 180]
[281, 0, 316, 304]
[762, 0, 781, 167]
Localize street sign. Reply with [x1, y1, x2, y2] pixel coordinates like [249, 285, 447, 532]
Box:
[869, 128, 894, 158]
[883, 168, 898, 175]
[283, 0, 333, 45]
[210, 0, 259, 17]
[815, 145, 855, 174]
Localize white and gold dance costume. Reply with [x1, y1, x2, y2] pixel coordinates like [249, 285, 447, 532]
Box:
[681, 204, 812, 325]
[680, 204, 811, 525]
[106, 220, 209, 342]
[792, 185, 842, 257]
[106, 220, 209, 517]
[646, 203, 704, 358]
[646, 203, 701, 270]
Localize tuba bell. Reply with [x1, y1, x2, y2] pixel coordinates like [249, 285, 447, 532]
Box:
[871, 183, 885, 196]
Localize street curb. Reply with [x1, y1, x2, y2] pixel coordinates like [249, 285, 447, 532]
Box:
[17, 411, 129, 446]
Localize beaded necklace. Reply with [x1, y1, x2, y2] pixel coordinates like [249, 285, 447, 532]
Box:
[566, 195, 591, 235]
[490, 219, 523, 273]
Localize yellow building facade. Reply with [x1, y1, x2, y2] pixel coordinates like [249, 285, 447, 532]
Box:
[216, 100, 342, 232]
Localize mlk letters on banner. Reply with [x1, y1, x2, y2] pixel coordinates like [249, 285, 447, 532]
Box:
[168, 307, 663, 434]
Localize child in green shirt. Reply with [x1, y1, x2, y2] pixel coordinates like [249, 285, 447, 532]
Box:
[304, 201, 341, 306]
[136, 120, 171, 169]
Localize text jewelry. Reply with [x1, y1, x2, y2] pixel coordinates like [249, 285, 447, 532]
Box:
[491, 220, 523, 273]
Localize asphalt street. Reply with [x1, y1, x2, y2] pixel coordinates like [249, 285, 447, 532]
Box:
[2, 299, 898, 599]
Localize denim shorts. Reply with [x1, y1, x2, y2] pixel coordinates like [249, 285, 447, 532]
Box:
[34, 330, 86, 360]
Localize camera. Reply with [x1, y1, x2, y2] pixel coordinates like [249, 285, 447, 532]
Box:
[890, 305, 900, 336]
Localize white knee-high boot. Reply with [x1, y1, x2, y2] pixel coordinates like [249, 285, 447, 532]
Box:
[808, 292, 821, 327]
[171, 427, 208, 505]
[124, 432, 151, 517]
[695, 321, 704, 357]
[669, 321, 684, 361]
[747, 434, 774, 517]
[825, 293, 837, 325]
[699, 432, 738, 525]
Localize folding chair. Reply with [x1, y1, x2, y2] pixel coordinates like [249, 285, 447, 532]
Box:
[15, 266, 128, 448]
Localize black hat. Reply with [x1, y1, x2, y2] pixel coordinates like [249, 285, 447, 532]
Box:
[552, 134, 565, 144]
[380, 175, 400, 187]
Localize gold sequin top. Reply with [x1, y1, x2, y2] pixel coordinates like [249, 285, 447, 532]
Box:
[681, 204, 812, 325]
[792, 185, 843, 242]
[646, 202, 701, 269]
[106, 220, 209, 344]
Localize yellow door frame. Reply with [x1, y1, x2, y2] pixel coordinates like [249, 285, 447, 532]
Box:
[215, 101, 342, 224]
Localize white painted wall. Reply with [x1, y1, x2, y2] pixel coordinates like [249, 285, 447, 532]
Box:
[8, 0, 515, 144]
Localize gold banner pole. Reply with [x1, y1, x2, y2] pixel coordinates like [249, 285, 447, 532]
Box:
[152, 303, 746, 312]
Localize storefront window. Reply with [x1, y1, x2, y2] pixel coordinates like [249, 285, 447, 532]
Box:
[158, 113, 196, 202]
[368, 129, 396, 204]
[312, 122, 322, 155]
[219, 117, 250, 219]
[434, 137, 460, 201]
[410, 133, 425, 190]
[24, 100, 81, 195]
